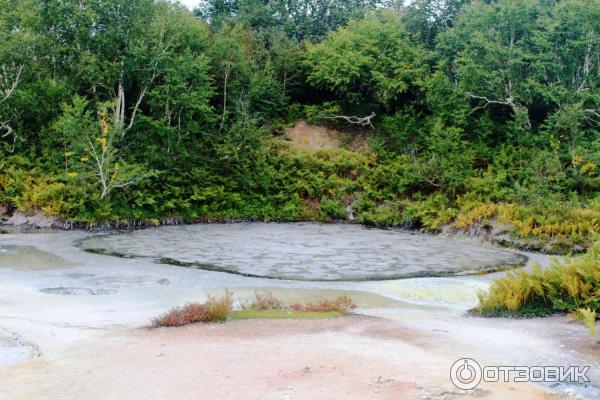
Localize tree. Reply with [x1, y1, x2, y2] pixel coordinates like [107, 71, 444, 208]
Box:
[535, 0, 600, 142]
[0, 0, 50, 152]
[197, 0, 395, 41]
[131, 3, 216, 157]
[0, 63, 23, 150]
[437, 0, 551, 138]
[210, 23, 251, 130]
[53, 96, 154, 200]
[305, 12, 425, 110]
[400, 0, 469, 48]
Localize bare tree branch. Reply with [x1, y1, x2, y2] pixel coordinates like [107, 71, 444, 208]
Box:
[466, 92, 531, 129]
[0, 64, 23, 103]
[584, 109, 600, 118]
[466, 92, 518, 114]
[584, 109, 600, 124]
[0, 64, 25, 151]
[0, 120, 13, 138]
[321, 112, 377, 129]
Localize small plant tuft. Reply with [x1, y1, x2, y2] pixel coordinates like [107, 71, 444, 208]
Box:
[290, 295, 357, 315]
[153, 291, 233, 327]
[245, 290, 286, 311]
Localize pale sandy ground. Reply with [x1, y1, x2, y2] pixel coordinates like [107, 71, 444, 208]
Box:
[0, 231, 598, 400]
[0, 317, 568, 400]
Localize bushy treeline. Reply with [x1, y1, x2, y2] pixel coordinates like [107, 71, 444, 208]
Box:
[1, 0, 599, 246]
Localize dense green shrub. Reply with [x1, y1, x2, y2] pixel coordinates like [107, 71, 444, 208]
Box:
[0, 0, 599, 252]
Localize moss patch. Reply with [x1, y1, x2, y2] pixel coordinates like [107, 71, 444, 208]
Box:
[231, 309, 344, 320]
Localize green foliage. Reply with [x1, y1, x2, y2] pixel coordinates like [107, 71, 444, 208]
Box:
[0, 0, 600, 258]
[401, 0, 468, 48]
[477, 243, 600, 325]
[231, 309, 343, 320]
[246, 61, 288, 122]
[53, 96, 154, 200]
[305, 12, 425, 109]
[569, 308, 597, 337]
[197, 0, 392, 41]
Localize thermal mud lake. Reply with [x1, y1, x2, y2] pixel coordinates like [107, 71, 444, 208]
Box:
[77, 223, 527, 281]
[0, 223, 598, 400]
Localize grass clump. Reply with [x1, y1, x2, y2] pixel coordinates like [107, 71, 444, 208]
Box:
[244, 290, 357, 316]
[289, 295, 357, 315]
[244, 290, 286, 311]
[153, 292, 233, 327]
[153, 290, 356, 327]
[477, 244, 600, 334]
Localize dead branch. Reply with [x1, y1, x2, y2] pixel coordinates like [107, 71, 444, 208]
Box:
[0, 64, 23, 104]
[466, 92, 518, 114]
[115, 43, 165, 136]
[466, 92, 532, 129]
[0, 120, 13, 138]
[321, 112, 376, 129]
[584, 109, 600, 118]
[584, 109, 600, 124]
[0, 64, 25, 151]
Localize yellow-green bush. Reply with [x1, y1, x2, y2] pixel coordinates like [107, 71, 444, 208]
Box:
[477, 244, 600, 334]
[452, 196, 600, 250]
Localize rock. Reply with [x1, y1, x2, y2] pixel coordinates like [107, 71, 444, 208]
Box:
[4, 211, 61, 229]
[558, 389, 585, 400]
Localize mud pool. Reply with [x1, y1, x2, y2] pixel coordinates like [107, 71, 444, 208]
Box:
[77, 223, 527, 281]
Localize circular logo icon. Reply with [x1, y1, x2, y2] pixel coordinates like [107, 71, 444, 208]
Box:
[450, 358, 482, 390]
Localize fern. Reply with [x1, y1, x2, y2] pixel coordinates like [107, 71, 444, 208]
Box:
[569, 308, 597, 337]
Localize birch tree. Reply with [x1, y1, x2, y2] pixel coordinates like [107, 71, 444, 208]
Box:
[0, 63, 24, 150]
[53, 96, 154, 200]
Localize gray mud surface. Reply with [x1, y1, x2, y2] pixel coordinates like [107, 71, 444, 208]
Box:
[78, 223, 527, 281]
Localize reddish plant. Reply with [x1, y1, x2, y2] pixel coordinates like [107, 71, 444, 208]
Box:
[290, 296, 357, 315]
[154, 292, 356, 327]
[153, 292, 233, 327]
[246, 290, 285, 311]
[153, 303, 207, 327]
[245, 292, 356, 315]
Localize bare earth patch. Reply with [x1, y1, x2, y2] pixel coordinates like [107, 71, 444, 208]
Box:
[0, 317, 561, 400]
[284, 120, 371, 152]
